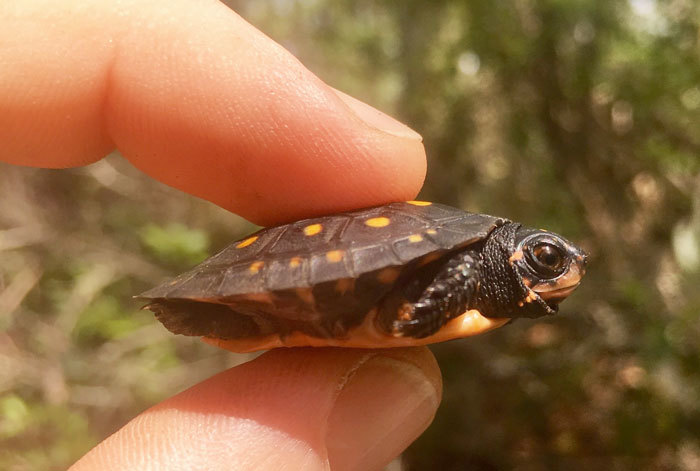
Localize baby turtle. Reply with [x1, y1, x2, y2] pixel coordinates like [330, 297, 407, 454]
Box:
[139, 201, 587, 352]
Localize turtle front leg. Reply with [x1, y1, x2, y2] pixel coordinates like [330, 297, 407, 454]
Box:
[377, 251, 480, 339]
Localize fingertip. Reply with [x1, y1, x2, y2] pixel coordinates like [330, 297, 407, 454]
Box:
[326, 347, 442, 471]
[330, 88, 423, 141]
[103, 1, 426, 224]
[2, 0, 426, 223]
[70, 347, 441, 471]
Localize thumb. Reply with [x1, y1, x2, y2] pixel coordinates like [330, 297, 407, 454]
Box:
[70, 347, 442, 471]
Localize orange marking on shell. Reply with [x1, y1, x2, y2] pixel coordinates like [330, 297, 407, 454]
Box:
[289, 257, 302, 268]
[303, 224, 322, 236]
[406, 200, 432, 206]
[326, 250, 344, 263]
[295, 287, 315, 305]
[365, 217, 391, 228]
[408, 234, 423, 243]
[335, 278, 355, 295]
[377, 267, 400, 284]
[243, 292, 275, 304]
[248, 261, 264, 273]
[236, 236, 258, 249]
[417, 252, 442, 267]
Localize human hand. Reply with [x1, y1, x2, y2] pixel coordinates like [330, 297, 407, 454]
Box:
[2, 1, 440, 469]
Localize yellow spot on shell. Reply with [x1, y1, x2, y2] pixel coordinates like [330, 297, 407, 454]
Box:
[426, 229, 437, 235]
[249, 261, 264, 273]
[326, 250, 344, 263]
[303, 224, 322, 236]
[406, 200, 432, 206]
[365, 217, 390, 228]
[289, 257, 302, 268]
[408, 234, 423, 243]
[377, 267, 400, 284]
[236, 236, 258, 249]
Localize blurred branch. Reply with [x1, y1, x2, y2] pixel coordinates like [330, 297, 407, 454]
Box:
[0, 259, 42, 320]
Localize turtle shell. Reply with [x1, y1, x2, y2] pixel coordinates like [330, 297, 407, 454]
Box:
[140, 201, 508, 348]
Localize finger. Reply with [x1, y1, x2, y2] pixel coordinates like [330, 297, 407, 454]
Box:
[70, 347, 441, 471]
[1, 0, 426, 225]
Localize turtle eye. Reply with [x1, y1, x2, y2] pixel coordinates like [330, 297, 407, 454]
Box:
[527, 242, 566, 277]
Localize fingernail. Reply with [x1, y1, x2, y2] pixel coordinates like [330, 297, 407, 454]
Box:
[326, 352, 441, 471]
[331, 88, 423, 141]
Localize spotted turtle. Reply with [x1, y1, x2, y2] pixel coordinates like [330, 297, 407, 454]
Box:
[139, 201, 587, 352]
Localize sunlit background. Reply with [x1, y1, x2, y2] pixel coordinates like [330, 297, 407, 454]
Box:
[2, 0, 699, 469]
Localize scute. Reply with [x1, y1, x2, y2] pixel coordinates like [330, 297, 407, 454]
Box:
[139, 202, 506, 301]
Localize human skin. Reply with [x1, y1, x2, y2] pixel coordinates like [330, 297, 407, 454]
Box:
[1, 1, 441, 470]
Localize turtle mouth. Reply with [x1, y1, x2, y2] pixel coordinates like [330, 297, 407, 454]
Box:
[539, 282, 581, 308]
[530, 260, 585, 311]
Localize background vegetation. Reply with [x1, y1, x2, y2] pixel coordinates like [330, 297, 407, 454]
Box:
[2, 0, 699, 469]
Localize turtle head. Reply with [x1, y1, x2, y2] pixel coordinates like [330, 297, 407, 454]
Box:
[512, 227, 587, 310]
[476, 223, 587, 318]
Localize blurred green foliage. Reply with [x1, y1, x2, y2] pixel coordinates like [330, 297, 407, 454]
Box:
[139, 223, 210, 266]
[2, 0, 699, 469]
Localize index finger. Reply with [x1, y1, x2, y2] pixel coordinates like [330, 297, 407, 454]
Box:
[0, 0, 426, 225]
